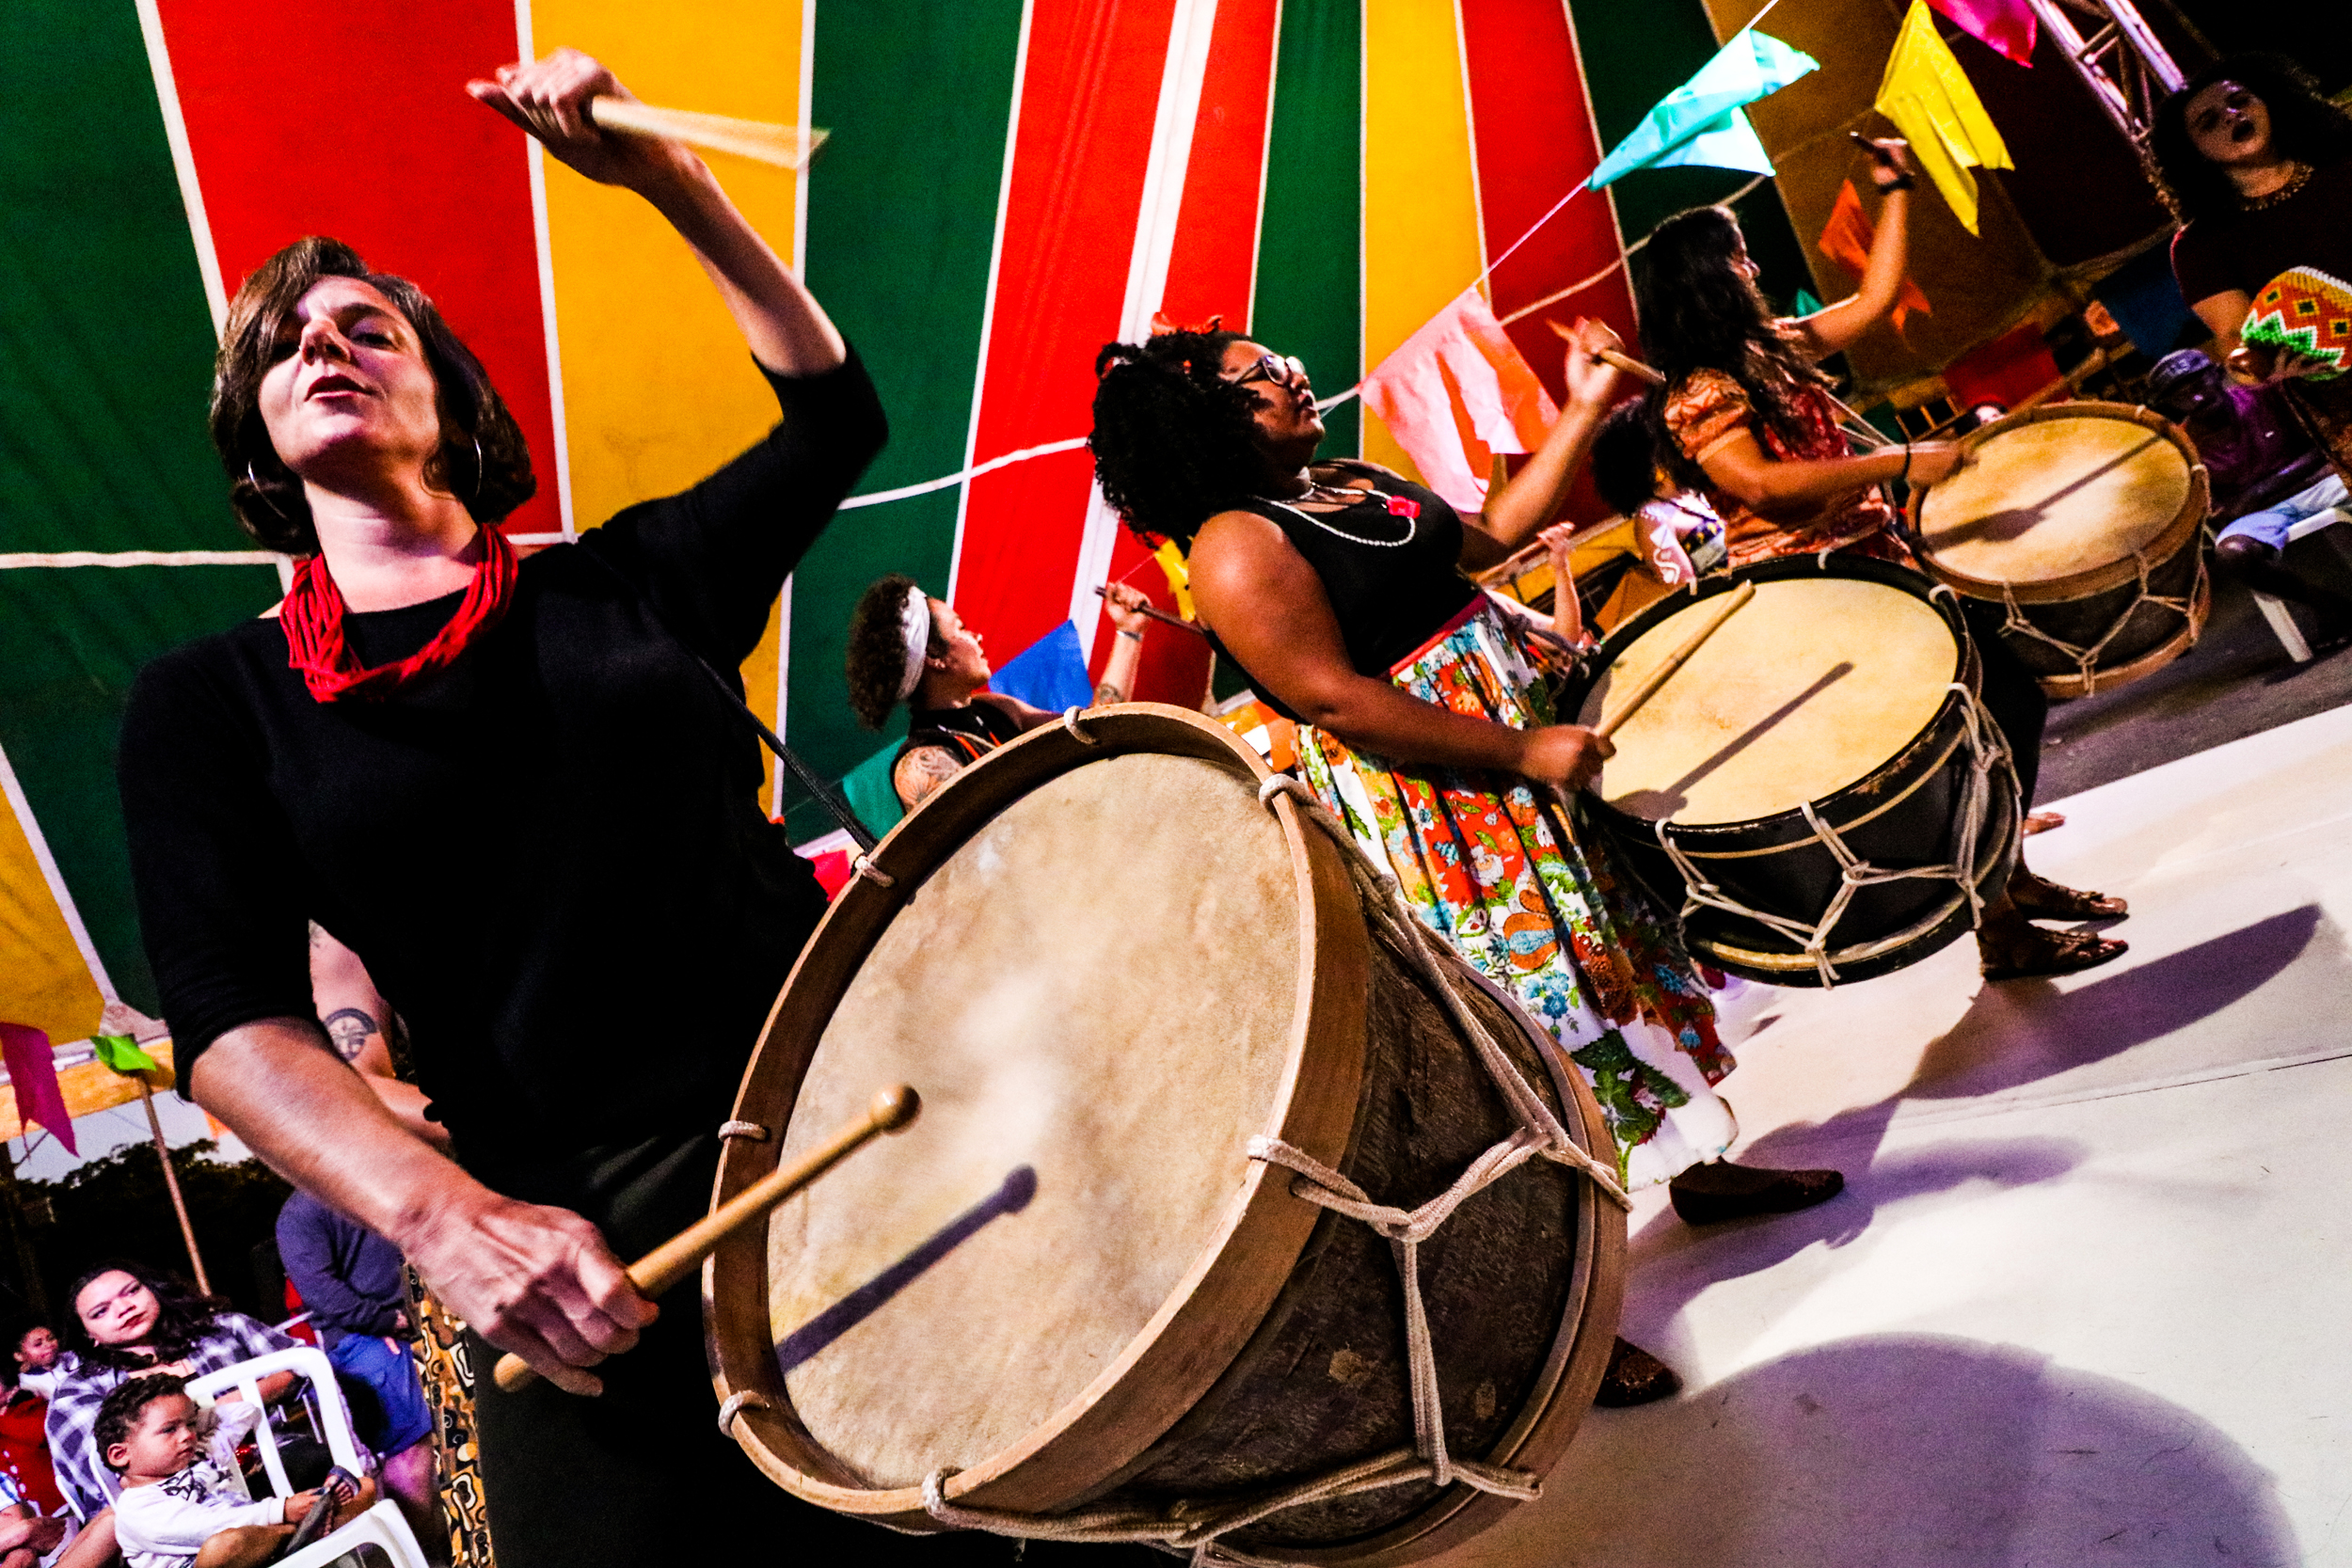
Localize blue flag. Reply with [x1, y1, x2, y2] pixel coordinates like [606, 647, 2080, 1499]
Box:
[1587, 30, 1820, 189]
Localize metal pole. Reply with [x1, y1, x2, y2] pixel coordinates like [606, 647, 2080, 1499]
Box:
[137, 1081, 210, 1295]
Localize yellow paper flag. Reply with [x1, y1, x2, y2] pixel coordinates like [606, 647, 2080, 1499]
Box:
[1874, 0, 2012, 235]
[1152, 538, 1197, 621]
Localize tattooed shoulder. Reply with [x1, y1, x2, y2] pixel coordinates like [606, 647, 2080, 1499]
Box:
[894, 746, 964, 808]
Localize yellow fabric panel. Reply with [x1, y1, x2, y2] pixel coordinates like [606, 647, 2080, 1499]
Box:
[531, 0, 806, 786]
[1362, 0, 1486, 484]
[0, 1042, 175, 1144]
[0, 791, 103, 1045]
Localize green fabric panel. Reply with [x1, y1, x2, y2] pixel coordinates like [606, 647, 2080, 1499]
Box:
[783, 0, 1025, 838]
[1568, 0, 1815, 315]
[837, 740, 908, 843]
[0, 0, 239, 554]
[0, 1, 274, 1009]
[1250, 0, 1360, 460]
[0, 568, 282, 1013]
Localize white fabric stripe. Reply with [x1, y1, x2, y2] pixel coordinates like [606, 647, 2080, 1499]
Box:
[0, 551, 281, 569]
[1451, 0, 1490, 293]
[514, 1, 577, 538]
[1066, 0, 1221, 661]
[946, 0, 1040, 605]
[771, 574, 794, 818]
[0, 738, 116, 1003]
[132, 0, 227, 339]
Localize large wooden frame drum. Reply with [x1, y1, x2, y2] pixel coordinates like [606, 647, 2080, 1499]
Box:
[1568, 558, 2021, 988]
[1908, 402, 2212, 699]
[706, 706, 1625, 1563]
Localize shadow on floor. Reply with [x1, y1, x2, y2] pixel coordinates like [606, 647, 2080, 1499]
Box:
[1518, 1335, 2299, 1568]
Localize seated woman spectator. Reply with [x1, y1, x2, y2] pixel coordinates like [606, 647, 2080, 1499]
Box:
[845, 576, 1156, 811]
[45, 1263, 303, 1562]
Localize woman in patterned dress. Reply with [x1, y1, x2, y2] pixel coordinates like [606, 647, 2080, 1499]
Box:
[1632, 140, 2129, 981]
[1090, 319, 1842, 1405]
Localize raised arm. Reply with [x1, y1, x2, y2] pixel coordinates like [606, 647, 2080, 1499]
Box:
[469, 50, 845, 376]
[1789, 138, 1916, 360]
[1459, 319, 1628, 569]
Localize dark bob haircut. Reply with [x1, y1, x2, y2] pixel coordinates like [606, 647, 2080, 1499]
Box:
[94, 1373, 189, 1472]
[66, 1259, 233, 1375]
[2144, 54, 2352, 228]
[1590, 397, 1661, 517]
[1089, 328, 1267, 546]
[210, 235, 536, 555]
[845, 573, 938, 729]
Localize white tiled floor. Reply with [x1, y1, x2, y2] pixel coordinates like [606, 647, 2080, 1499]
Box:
[1441, 704, 2352, 1568]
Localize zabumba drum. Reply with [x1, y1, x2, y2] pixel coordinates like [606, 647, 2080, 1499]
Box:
[707, 705, 1626, 1564]
[1908, 402, 2211, 698]
[1570, 558, 2020, 988]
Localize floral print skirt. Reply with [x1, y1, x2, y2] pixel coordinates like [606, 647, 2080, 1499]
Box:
[1295, 599, 1737, 1189]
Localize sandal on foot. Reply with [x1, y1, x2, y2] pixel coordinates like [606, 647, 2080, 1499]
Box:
[2008, 870, 2126, 920]
[2022, 810, 2065, 836]
[1979, 925, 2128, 982]
[1595, 1337, 1682, 1407]
[1668, 1161, 1845, 1226]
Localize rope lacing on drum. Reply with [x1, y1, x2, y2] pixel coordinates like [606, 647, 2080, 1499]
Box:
[1994, 544, 2206, 696]
[912, 774, 1626, 1564]
[1652, 684, 2010, 988]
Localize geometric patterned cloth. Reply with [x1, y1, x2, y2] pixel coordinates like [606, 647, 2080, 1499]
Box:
[2244, 267, 2352, 383]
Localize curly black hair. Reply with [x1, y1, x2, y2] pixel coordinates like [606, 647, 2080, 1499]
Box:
[66, 1259, 233, 1374]
[2145, 55, 2352, 227]
[1631, 205, 1829, 492]
[1089, 329, 1269, 546]
[211, 235, 537, 555]
[1591, 397, 1662, 517]
[846, 574, 936, 729]
[94, 1373, 189, 1472]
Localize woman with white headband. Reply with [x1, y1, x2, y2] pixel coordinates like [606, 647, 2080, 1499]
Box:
[847, 577, 1155, 810]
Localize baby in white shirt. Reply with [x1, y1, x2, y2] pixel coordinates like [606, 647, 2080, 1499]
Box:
[94, 1374, 371, 1568]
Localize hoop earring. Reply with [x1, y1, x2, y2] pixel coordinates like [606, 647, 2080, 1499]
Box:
[246, 460, 288, 520]
[470, 434, 485, 501]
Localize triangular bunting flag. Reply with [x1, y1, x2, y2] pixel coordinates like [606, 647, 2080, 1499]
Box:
[1587, 29, 1820, 188]
[1929, 0, 2037, 68]
[1820, 179, 1934, 329]
[1875, 0, 2014, 235]
[0, 1022, 76, 1155]
[92, 1033, 161, 1075]
[1361, 288, 1559, 515]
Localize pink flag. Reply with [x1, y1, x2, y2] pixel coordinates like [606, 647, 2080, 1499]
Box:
[0, 1022, 76, 1155]
[1928, 0, 2036, 67]
[1361, 288, 1558, 515]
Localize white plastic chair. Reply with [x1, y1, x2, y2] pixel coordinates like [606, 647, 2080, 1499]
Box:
[2249, 504, 2352, 662]
[183, 1346, 429, 1568]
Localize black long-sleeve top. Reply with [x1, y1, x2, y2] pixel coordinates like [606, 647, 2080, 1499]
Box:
[276, 1190, 405, 1346]
[119, 352, 884, 1203]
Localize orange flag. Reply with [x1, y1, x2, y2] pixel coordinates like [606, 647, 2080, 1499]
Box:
[1819, 179, 1932, 330]
[1361, 288, 1558, 515]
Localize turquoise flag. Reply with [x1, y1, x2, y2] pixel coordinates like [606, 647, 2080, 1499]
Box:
[1587, 29, 1820, 189]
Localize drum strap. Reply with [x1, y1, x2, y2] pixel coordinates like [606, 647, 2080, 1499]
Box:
[910, 777, 1629, 1564]
[1994, 546, 2207, 698]
[1653, 681, 2011, 987]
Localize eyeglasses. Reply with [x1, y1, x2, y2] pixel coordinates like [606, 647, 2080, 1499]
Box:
[1230, 353, 1310, 392]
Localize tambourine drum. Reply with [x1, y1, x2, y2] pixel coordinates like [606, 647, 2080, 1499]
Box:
[1908, 402, 2211, 699]
[1569, 558, 2020, 988]
[707, 706, 1625, 1563]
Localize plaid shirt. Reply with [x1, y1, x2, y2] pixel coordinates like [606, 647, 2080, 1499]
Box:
[43, 1315, 294, 1522]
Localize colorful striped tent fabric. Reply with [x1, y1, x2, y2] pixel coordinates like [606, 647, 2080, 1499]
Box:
[2, 0, 1787, 1050]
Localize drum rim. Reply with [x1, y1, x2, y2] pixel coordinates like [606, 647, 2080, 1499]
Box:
[1565, 555, 1979, 841]
[2030, 562, 2211, 700]
[1905, 401, 2211, 606]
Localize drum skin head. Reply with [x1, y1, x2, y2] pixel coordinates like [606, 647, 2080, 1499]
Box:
[1578, 577, 1958, 826]
[1917, 413, 2193, 585]
[768, 752, 1300, 1487]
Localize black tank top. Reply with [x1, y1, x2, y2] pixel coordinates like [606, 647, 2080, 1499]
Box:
[1210, 460, 1482, 717]
[898, 700, 1024, 769]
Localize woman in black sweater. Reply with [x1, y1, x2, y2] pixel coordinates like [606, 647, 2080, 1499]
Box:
[117, 48, 1138, 1568]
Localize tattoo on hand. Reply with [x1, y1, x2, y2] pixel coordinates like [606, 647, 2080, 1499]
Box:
[320, 1007, 380, 1063]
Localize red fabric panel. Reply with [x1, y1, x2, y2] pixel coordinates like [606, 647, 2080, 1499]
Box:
[1461, 0, 1639, 522]
[1944, 323, 2060, 413]
[1090, 0, 1280, 705]
[155, 2, 560, 537]
[956, 0, 1180, 660]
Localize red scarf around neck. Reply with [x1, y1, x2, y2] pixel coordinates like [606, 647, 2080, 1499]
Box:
[282, 526, 519, 703]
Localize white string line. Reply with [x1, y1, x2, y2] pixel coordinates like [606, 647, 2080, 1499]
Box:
[0, 550, 283, 569]
[1498, 172, 1772, 326]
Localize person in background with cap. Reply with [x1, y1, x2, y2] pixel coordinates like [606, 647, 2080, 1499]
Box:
[844, 576, 1156, 811]
[2147, 347, 2352, 647]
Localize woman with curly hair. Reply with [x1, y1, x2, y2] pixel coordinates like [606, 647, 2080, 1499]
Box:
[845, 575, 1156, 811]
[1092, 315, 1846, 1406]
[44, 1261, 301, 1542]
[2146, 54, 2352, 469]
[1635, 142, 2129, 981]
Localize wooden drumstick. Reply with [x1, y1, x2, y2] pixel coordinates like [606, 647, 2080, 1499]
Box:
[1593, 580, 1756, 740]
[589, 97, 828, 169]
[491, 1084, 921, 1395]
[1546, 320, 1668, 388]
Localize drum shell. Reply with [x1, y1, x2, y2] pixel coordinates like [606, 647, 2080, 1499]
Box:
[1567, 559, 2022, 988]
[1907, 402, 2212, 699]
[705, 706, 1626, 1563]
